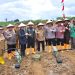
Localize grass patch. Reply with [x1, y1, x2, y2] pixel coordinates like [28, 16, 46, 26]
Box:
[0, 22, 17, 26]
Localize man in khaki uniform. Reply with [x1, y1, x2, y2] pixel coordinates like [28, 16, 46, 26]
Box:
[0, 26, 5, 55]
[36, 23, 45, 52]
[0, 26, 5, 64]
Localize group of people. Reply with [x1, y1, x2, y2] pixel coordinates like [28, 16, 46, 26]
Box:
[0, 18, 75, 59]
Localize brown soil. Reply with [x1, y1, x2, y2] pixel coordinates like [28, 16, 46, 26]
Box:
[0, 50, 75, 75]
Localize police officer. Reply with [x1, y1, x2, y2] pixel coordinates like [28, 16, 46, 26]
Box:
[3, 24, 16, 59]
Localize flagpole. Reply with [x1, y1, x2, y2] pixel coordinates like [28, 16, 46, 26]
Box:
[61, 0, 65, 19]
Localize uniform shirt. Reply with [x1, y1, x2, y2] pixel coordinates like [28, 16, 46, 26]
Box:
[70, 23, 75, 38]
[36, 28, 45, 41]
[56, 25, 65, 39]
[44, 25, 48, 39]
[45, 26, 56, 39]
[27, 28, 35, 39]
[0, 33, 5, 40]
[0, 33, 5, 55]
[64, 24, 70, 39]
[18, 29, 27, 45]
[3, 30, 16, 45]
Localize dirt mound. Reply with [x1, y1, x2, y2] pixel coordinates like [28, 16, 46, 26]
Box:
[0, 50, 75, 75]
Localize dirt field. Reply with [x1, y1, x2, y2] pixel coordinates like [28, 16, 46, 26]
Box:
[0, 50, 75, 75]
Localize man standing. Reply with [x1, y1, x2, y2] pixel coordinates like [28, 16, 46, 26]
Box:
[18, 23, 27, 57]
[0, 26, 5, 54]
[0, 26, 5, 64]
[70, 19, 75, 49]
[36, 23, 45, 52]
[4, 24, 16, 59]
[56, 20, 65, 51]
[45, 20, 56, 53]
[64, 18, 70, 50]
[26, 21, 35, 55]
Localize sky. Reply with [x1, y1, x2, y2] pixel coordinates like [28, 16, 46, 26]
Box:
[0, 0, 75, 21]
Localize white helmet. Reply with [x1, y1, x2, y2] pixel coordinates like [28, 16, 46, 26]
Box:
[38, 23, 44, 26]
[27, 21, 34, 25]
[18, 23, 26, 27]
[7, 24, 14, 28]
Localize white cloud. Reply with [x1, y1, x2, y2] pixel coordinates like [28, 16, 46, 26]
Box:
[0, 0, 75, 21]
[0, 0, 58, 21]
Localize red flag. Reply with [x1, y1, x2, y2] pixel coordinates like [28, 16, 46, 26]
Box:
[62, 5, 64, 10]
[61, 0, 64, 3]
